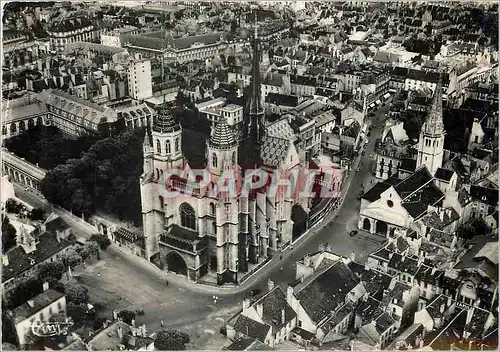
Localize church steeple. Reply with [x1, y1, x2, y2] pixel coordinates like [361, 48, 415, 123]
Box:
[153, 103, 180, 133]
[416, 76, 445, 176]
[246, 12, 266, 166]
[423, 78, 444, 136]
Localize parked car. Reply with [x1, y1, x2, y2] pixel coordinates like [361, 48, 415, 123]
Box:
[349, 230, 358, 237]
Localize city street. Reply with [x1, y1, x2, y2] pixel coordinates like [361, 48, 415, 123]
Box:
[11, 105, 390, 347]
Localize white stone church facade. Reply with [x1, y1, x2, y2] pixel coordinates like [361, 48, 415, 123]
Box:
[139, 29, 335, 285]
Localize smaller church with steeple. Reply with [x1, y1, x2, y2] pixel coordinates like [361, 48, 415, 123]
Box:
[358, 77, 461, 238]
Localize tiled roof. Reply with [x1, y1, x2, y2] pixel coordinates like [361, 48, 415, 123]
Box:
[253, 286, 296, 332]
[356, 297, 382, 324]
[2, 232, 72, 281]
[44, 216, 70, 233]
[153, 103, 180, 133]
[295, 261, 359, 324]
[388, 253, 419, 276]
[265, 93, 299, 107]
[435, 167, 454, 181]
[11, 289, 65, 324]
[415, 264, 443, 285]
[267, 118, 296, 141]
[260, 135, 291, 168]
[114, 228, 139, 243]
[224, 337, 273, 351]
[209, 117, 237, 150]
[233, 315, 270, 343]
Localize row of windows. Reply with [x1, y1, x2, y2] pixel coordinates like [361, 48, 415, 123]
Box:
[156, 138, 180, 154]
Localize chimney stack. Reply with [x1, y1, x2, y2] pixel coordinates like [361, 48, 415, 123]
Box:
[256, 303, 263, 317]
[2, 255, 9, 267]
[141, 324, 147, 337]
[304, 254, 311, 267]
[113, 310, 118, 320]
[440, 303, 445, 313]
[42, 281, 50, 292]
[117, 326, 123, 339]
[242, 299, 251, 314]
[268, 279, 275, 291]
[281, 309, 285, 325]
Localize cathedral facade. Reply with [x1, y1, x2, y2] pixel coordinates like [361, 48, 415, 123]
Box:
[139, 27, 331, 285]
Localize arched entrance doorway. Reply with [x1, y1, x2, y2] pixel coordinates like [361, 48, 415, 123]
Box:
[363, 218, 371, 231]
[376, 221, 388, 235]
[166, 252, 187, 276]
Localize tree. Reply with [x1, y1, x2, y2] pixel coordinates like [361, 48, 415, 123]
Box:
[5, 199, 21, 214]
[155, 329, 190, 350]
[9, 277, 43, 308]
[456, 218, 490, 240]
[46, 277, 65, 293]
[29, 208, 45, 221]
[2, 216, 17, 252]
[67, 302, 88, 323]
[38, 261, 65, 280]
[65, 281, 89, 305]
[61, 247, 81, 269]
[117, 310, 136, 325]
[86, 241, 101, 260]
[89, 234, 111, 250]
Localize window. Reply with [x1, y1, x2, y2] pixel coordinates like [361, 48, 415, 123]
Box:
[166, 140, 171, 154]
[156, 139, 161, 153]
[212, 153, 218, 167]
[210, 202, 216, 215]
[180, 203, 196, 230]
[232, 151, 236, 165]
[159, 196, 164, 209]
[175, 138, 179, 152]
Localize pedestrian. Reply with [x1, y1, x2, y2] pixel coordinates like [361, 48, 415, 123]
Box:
[166, 280, 169, 286]
[160, 319, 164, 327]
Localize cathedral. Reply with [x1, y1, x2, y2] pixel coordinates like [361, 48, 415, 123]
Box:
[139, 25, 326, 285]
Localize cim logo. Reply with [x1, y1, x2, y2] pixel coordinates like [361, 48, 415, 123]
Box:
[31, 319, 74, 337]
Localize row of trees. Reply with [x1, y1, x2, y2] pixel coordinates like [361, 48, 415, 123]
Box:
[40, 128, 145, 224]
[5, 125, 99, 170]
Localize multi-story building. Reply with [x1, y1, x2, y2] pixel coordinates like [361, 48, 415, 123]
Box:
[6, 285, 67, 348]
[47, 17, 100, 53]
[124, 31, 228, 64]
[101, 25, 139, 47]
[36, 89, 120, 137]
[127, 58, 153, 100]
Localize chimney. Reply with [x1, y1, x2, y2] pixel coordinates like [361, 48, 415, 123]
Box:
[132, 329, 136, 337]
[113, 310, 118, 320]
[131, 319, 135, 327]
[117, 326, 123, 339]
[431, 267, 437, 275]
[350, 251, 356, 262]
[28, 299, 35, 308]
[286, 286, 294, 304]
[268, 279, 275, 291]
[1, 255, 9, 267]
[281, 309, 285, 325]
[42, 281, 50, 292]
[141, 324, 147, 337]
[256, 303, 263, 317]
[447, 296, 452, 307]
[304, 254, 311, 266]
[401, 255, 406, 262]
[440, 303, 445, 313]
[242, 298, 251, 314]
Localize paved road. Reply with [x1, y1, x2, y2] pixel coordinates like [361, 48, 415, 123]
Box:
[11, 104, 389, 340]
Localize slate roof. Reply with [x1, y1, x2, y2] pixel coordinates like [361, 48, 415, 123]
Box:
[2, 232, 72, 281]
[265, 93, 299, 107]
[435, 167, 454, 181]
[44, 216, 70, 233]
[388, 253, 419, 276]
[233, 315, 270, 342]
[359, 269, 393, 299]
[400, 158, 417, 173]
[224, 337, 273, 351]
[267, 118, 297, 141]
[415, 264, 443, 285]
[253, 286, 296, 332]
[356, 297, 382, 324]
[370, 246, 393, 262]
[470, 186, 498, 206]
[10, 289, 65, 324]
[295, 261, 359, 324]
[153, 104, 180, 133]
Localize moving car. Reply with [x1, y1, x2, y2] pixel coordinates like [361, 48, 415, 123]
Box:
[349, 230, 358, 237]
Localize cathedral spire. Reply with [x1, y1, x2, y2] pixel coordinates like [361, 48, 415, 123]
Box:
[210, 117, 237, 150]
[245, 10, 265, 167]
[153, 103, 180, 133]
[424, 76, 444, 135]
